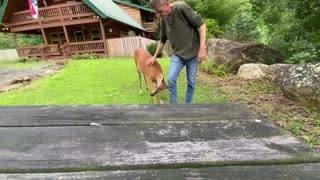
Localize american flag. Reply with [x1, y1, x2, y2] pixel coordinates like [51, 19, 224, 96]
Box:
[28, 0, 38, 18]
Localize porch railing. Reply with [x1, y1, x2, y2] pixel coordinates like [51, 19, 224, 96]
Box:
[10, 2, 96, 27]
[17, 44, 60, 58]
[14, 37, 157, 59]
[17, 46, 43, 57]
[69, 41, 105, 54]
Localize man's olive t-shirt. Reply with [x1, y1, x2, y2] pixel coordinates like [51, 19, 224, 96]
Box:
[160, 2, 204, 60]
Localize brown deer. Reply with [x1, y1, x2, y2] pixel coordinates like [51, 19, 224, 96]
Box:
[134, 48, 167, 104]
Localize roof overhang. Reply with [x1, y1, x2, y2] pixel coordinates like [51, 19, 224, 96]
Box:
[112, 0, 155, 13]
[83, 0, 145, 31]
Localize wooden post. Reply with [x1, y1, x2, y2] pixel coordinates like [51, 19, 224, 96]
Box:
[99, 18, 108, 57]
[40, 28, 49, 60]
[10, 32, 20, 56]
[40, 28, 48, 45]
[39, 18, 48, 45]
[63, 26, 70, 43]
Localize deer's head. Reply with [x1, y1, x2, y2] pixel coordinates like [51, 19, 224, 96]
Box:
[150, 74, 167, 97]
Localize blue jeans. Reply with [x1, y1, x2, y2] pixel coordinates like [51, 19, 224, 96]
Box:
[168, 54, 199, 104]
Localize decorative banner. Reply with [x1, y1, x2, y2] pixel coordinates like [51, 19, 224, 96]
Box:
[28, 0, 38, 18]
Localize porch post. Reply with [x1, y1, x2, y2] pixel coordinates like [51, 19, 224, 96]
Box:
[39, 23, 49, 60]
[62, 26, 71, 58]
[63, 26, 70, 43]
[39, 26, 48, 45]
[10, 32, 20, 56]
[99, 18, 108, 56]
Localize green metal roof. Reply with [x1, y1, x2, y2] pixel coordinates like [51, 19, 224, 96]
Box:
[83, 0, 145, 31]
[113, 0, 155, 13]
[0, 0, 8, 24]
[0, 0, 145, 31]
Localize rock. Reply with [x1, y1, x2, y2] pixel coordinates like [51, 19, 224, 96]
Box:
[238, 63, 292, 81]
[7, 76, 24, 85]
[22, 76, 32, 82]
[278, 63, 320, 109]
[45, 70, 54, 74]
[0, 83, 24, 92]
[56, 61, 67, 66]
[206, 38, 284, 73]
[238, 64, 270, 80]
[6, 75, 33, 85]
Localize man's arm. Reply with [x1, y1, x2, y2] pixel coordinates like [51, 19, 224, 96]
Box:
[198, 23, 206, 62]
[148, 41, 165, 66]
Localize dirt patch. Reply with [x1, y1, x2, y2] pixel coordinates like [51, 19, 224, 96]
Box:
[198, 71, 320, 151]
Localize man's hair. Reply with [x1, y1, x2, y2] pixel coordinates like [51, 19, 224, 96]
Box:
[150, 0, 168, 9]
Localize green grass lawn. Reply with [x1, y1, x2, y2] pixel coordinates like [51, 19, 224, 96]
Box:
[0, 58, 228, 105]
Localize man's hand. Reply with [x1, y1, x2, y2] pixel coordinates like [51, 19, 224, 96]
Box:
[148, 57, 156, 66]
[198, 48, 206, 63]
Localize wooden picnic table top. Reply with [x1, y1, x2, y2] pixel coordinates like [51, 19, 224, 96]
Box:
[0, 103, 319, 179]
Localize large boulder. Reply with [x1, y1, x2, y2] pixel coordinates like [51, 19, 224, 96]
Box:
[237, 63, 292, 81]
[206, 38, 284, 73]
[278, 63, 320, 109]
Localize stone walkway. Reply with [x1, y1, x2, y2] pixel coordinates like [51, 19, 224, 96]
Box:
[0, 61, 66, 91]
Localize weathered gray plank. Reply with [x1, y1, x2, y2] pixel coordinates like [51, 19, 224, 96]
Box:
[0, 122, 319, 173]
[0, 103, 258, 126]
[2, 163, 320, 180]
[0, 103, 319, 178]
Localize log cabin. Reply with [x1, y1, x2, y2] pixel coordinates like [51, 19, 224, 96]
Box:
[0, 0, 156, 59]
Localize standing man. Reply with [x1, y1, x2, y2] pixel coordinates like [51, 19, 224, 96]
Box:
[148, 0, 206, 104]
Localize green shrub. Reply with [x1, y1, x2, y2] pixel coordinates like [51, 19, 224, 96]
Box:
[29, 56, 40, 62]
[287, 51, 320, 64]
[82, 53, 98, 59]
[18, 56, 40, 63]
[72, 53, 97, 60]
[18, 57, 28, 63]
[72, 53, 83, 60]
[147, 43, 162, 58]
[199, 58, 231, 77]
[204, 18, 222, 39]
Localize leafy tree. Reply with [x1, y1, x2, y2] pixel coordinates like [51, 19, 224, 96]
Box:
[129, 0, 150, 7]
[203, 18, 221, 39]
[0, 33, 44, 50]
[16, 34, 44, 47]
[0, 33, 15, 49]
[185, 0, 246, 26]
[223, 11, 259, 42]
[249, 0, 320, 63]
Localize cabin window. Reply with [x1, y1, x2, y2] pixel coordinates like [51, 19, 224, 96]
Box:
[74, 31, 84, 42]
[90, 29, 101, 40]
[50, 32, 65, 44]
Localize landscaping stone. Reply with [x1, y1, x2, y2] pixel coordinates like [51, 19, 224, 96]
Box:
[0, 83, 24, 92]
[237, 63, 292, 81]
[0, 61, 67, 93]
[206, 38, 284, 73]
[278, 63, 320, 109]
